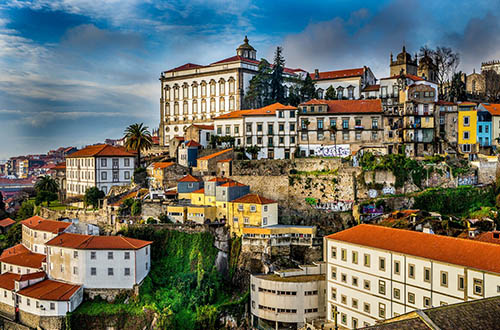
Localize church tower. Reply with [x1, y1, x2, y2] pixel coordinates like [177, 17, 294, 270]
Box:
[417, 54, 438, 82]
[236, 36, 257, 60]
[390, 46, 418, 76]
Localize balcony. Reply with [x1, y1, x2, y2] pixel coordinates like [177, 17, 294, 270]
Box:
[355, 125, 364, 130]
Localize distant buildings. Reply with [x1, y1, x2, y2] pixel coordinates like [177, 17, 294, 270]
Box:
[311, 67, 377, 100]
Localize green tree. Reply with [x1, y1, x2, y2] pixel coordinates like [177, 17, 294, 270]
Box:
[244, 59, 271, 108]
[0, 191, 7, 220]
[124, 123, 153, 168]
[5, 222, 21, 247]
[270, 46, 285, 104]
[84, 187, 105, 209]
[300, 74, 317, 102]
[16, 200, 34, 220]
[325, 85, 337, 100]
[34, 175, 58, 194]
[449, 71, 466, 102]
[35, 190, 58, 207]
[133, 167, 148, 186]
[131, 200, 142, 216]
[245, 145, 261, 160]
[287, 85, 301, 106]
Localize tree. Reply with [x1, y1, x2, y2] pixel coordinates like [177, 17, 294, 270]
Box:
[245, 145, 261, 160]
[449, 71, 466, 102]
[421, 46, 460, 98]
[84, 187, 105, 209]
[484, 70, 500, 102]
[286, 85, 301, 106]
[5, 222, 21, 247]
[131, 200, 142, 216]
[34, 176, 58, 194]
[244, 59, 271, 108]
[325, 85, 337, 100]
[0, 191, 7, 220]
[300, 74, 317, 102]
[35, 190, 58, 207]
[270, 46, 285, 104]
[124, 123, 153, 168]
[16, 201, 34, 220]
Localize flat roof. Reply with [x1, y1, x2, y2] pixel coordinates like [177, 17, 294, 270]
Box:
[255, 274, 325, 283]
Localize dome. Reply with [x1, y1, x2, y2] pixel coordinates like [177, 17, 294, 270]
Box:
[396, 46, 411, 61]
[236, 36, 255, 51]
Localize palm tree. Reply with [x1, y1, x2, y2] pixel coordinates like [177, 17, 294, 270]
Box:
[35, 176, 59, 193]
[124, 123, 153, 168]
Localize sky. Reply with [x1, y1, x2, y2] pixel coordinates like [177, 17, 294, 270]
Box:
[1, 0, 500, 159]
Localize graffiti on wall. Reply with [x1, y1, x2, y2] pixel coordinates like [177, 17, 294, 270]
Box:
[360, 204, 385, 222]
[314, 145, 351, 158]
[308, 199, 354, 212]
[457, 175, 477, 186]
[382, 186, 395, 195]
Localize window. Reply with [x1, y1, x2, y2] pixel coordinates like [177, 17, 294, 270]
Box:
[301, 119, 308, 130]
[301, 133, 307, 141]
[331, 287, 337, 301]
[394, 260, 400, 275]
[352, 276, 358, 287]
[74, 251, 78, 259]
[408, 292, 415, 304]
[343, 131, 349, 140]
[331, 247, 337, 259]
[108, 268, 114, 276]
[408, 264, 415, 279]
[101, 159, 107, 167]
[250, 205, 256, 212]
[341, 295, 347, 304]
[341, 274, 347, 283]
[379, 280, 386, 294]
[50, 302, 55, 310]
[379, 257, 386, 271]
[27, 298, 30, 306]
[424, 267, 431, 283]
[378, 303, 386, 318]
[331, 267, 337, 280]
[474, 278, 483, 295]
[124, 252, 130, 260]
[463, 131, 470, 140]
[91, 251, 96, 260]
[363, 280, 371, 290]
[125, 158, 130, 167]
[73, 266, 78, 275]
[263, 217, 268, 225]
[341, 249, 347, 261]
[318, 119, 324, 129]
[394, 288, 400, 299]
[290, 123, 295, 131]
[440, 271, 448, 287]
[363, 302, 370, 314]
[257, 123, 263, 132]
[423, 297, 431, 308]
[108, 252, 114, 260]
[458, 275, 465, 291]
[101, 172, 107, 180]
[125, 268, 131, 276]
[341, 313, 347, 325]
[355, 131, 361, 140]
[352, 251, 358, 264]
[318, 132, 324, 140]
[352, 298, 358, 309]
[464, 116, 470, 126]
[342, 119, 349, 129]
[91, 267, 96, 276]
[36, 301, 39, 308]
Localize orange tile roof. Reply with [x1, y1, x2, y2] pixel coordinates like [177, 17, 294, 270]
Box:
[193, 124, 214, 130]
[459, 102, 477, 106]
[18, 279, 81, 301]
[21, 216, 71, 234]
[220, 181, 246, 187]
[66, 144, 135, 158]
[165, 63, 204, 73]
[0, 218, 15, 227]
[214, 109, 255, 119]
[326, 224, 500, 274]
[208, 177, 231, 182]
[197, 148, 232, 161]
[475, 231, 500, 245]
[0, 251, 46, 269]
[436, 100, 456, 106]
[214, 103, 296, 119]
[192, 188, 205, 194]
[184, 140, 202, 147]
[0, 272, 46, 291]
[380, 74, 424, 81]
[0, 243, 29, 259]
[231, 193, 276, 204]
[300, 99, 382, 114]
[481, 103, 500, 116]
[217, 159, 232, 163]
[153, 162, 175, 169]
[52, 162, 66, 170]
[45, 233, 152, 250]
[310, 68, 365, 81]
[362, 84, 380, 92]
[177, 174, 202, 182]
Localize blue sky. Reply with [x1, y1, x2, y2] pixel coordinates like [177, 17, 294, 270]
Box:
[1, 0, 500, 159]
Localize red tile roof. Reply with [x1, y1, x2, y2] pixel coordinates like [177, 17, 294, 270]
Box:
[184, 140, 202, 147]
[380, 74, 424, 81]
[21, 216, 71, 234]
[220, 181, 246, 187]
[66, 144, 135, 158]
[0, 218, 15, 227]
[214, 109, 255, 119]
[300, 99, 382, 114]
[153, 162, 175, 169]
[481, 103, 500, 116]
[18, 279, 81, 301]
[475, 231, 500, 245]
[326, 224, 500, 274]
[0, 243, 29, 259]
[0, 272, 46, 291]
[362, 84, 380, 92]
[45, 233, 152, 250]
[193, 124, 214, 130]
[436, 100, 456, 106]
[214, 103, 296, 120]
[174, 136, 185, 141]
[231, 193, 276, 204]
[208, 177, 231, 182]
[0, 251, 46, 269]
[211, 55, 260, 66]
[192, 188, 205, 194]
[310, 68, 365, 81]
[197, 148, 232, 161]
[217, 159, 232, 163]
[165, 63, 204, 73]
[177, 174, 202, 182]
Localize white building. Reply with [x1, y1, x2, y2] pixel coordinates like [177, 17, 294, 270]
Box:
[21, 216, 73, 254]
[250, 263, 326, 329]
[45, 232, 152, 289]
[66, 144, 135, 196]
[311, 67, 377, 100]
[325, 224, 500, 329]
[159, 36, 306, 145]
[214, 102, 298, 159]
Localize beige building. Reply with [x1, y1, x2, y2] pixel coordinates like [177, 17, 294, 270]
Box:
[21, 216, 72, 254]
[194, 148, 233, 175]
[311, 67, 377, 100]
[298, 99, 384, 157]
[250, 263, 326, 329]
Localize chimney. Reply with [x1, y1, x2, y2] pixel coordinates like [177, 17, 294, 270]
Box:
[314, 69, 319, 79]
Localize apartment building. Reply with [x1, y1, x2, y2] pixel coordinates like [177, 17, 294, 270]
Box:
[325, 224, 500, 329]
[21, 216, 72, 254]
[298, 99, 384, 157]
[66, 144, 135, 196]
[437, 101, 458, 152]
[227, 193, 278, 236]
[250, 263, 326, 330]
[458, 107, 478, 154]
[479, 103, 500, 147]
[311, 67, 377, 100]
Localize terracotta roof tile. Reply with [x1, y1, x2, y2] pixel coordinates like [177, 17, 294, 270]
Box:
[45, 233, 152, 250]
[300, 99, 382, 114]
[214, 103, 296, 119]
[219, 181, 246, 188]
[326, 224, 500, 274]
[208, 177, 231, 182]
[165, 63, 204, 73]
[21, 216, 71, 234]
[197, 149, 232, 161]
[436, 100, 456, 106]
[66, 144, 135, 158]
[481, 103, 500, 116]
[52, 162, 66, 170]
[184, 140, 202, 147]
[192, 188, 205, 194]
[217, 159, 232, 163]
[475, 231, 500, 245]
[177, 174, 202, 182]
[231, 193, 276, 204]
[18, 279, 81, 301]
[211, 55, 259, 66]
[0, 218, 16, 227]
[0, 243, 29, 259]
[0, 251, 46, 269]
[310, 68, 365, 81]
[192, 124, 214, 130]
[153, 162, 175, 169]
[0, 272, 46, 291]
[362, 84, 380, 92]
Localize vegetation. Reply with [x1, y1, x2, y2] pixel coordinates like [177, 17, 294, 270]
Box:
[245, 145, 261, 159]
[16, 200, 34, 220]
[133, 167, 148, 186]
[84, 187, 105, 209]
[34, 176, 59, 207]
[124, 123, 153, 168]
[300, 74, 317, 101]
[245, 59, 272, 108]
[34, 190, 58, 207]
[449, 71, 466, 102]
[419, 45, 460, 98]
[270, 46, 286, 104]
[325, 85, 336, 100]
[0, 191, 9, 220]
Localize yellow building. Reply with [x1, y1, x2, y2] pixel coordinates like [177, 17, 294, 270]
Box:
[166, 205, 187, 223]
[458, 108, 477, 153]
[228, 194, 278, 236]
[190, 188, 206, 205]
[186, 205, 217, 224]
[147, 162, 175, 188]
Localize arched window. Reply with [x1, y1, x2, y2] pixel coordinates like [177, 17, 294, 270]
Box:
[472, 80, 476, 93]
[165, 103, 170, 116]
[182, 84, 189, 99]
[173, 85, 179, 100]
[192, 100, 198, 114]
[174, 102, 179, 115]
[210, 98, 216, 112]
[183, 101, 188, 115]
[192, 83, 198, 98]
[201, 81, 207, 97]
[229, 78, 235, 94]
[210, 80, 216, 96]
[219, 79, 226, 95]
[202, 99, 207, 113]
[229, 96, 235, 110]
[164, 86, 170, 100]
[337, 87, 344, 99]
[220, 97, 225, 112]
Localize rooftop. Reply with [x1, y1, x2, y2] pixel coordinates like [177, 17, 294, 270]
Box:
[184, 140, 202, 147]
[219, 181, 246, 188]
[255, 273, 325, 283]
[66, 144, 135, 158]
[231, 193, 276, 204]
[362, 84, 380, 92]
[0, 218, 16, 227]
[197, 148, 232, 161]
[481, 103, 500, 116]
[0, 243, 29, 259]
[21, 216, 71, 234]
[0, 272, 46, 291]
[474, 231, 500, 245]
[310, 68, 365, 81]
[192, 124, 214, 130]
[326, 224, 500, 274]
[45, 233, 152, 250]
[177, 174, 202, 182]
[214, 103, 296, 119]
[0, 251, 46, 269]
[17, 279, 81, 301]
[153, 162, 175, 169]
[300, 99, 383, 114]
[380, 73, 424, 81]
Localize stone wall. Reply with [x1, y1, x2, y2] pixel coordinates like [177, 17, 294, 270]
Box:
[39, 207, 115, 227]
[85, 288, 132, 302]
[0, 320, 30, 330]
[141, 201, 170, 220]
[18, 310, 65, 330]
[0, 301, 15, 320]
[232, 158, 344, 176]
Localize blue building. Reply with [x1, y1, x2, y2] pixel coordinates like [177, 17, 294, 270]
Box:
[477, 110, 492, 147]
[178, 140, 201, 167]
[177, 175, 203, 198]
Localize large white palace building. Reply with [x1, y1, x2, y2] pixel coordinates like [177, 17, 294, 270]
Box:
[325, 224, 500, 329]
[159, 37, 307, 145]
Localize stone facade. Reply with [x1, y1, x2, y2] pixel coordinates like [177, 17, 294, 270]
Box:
[18, 310, 65, 330]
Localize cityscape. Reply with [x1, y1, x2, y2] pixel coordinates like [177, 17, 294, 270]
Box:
[1, 1, 500, 329]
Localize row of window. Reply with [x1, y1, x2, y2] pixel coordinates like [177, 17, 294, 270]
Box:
[49, 250, 137, 260]
[301, 131, 379, 142]
[3, 290, 57, 310]
[218, 122, 297, 136]
[245, 135, 296, 146]
[165, 79, 236, 100]
[301, 118, 379, 130]
[67, 158, 131, 168]
[166, 97, 235, 116]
